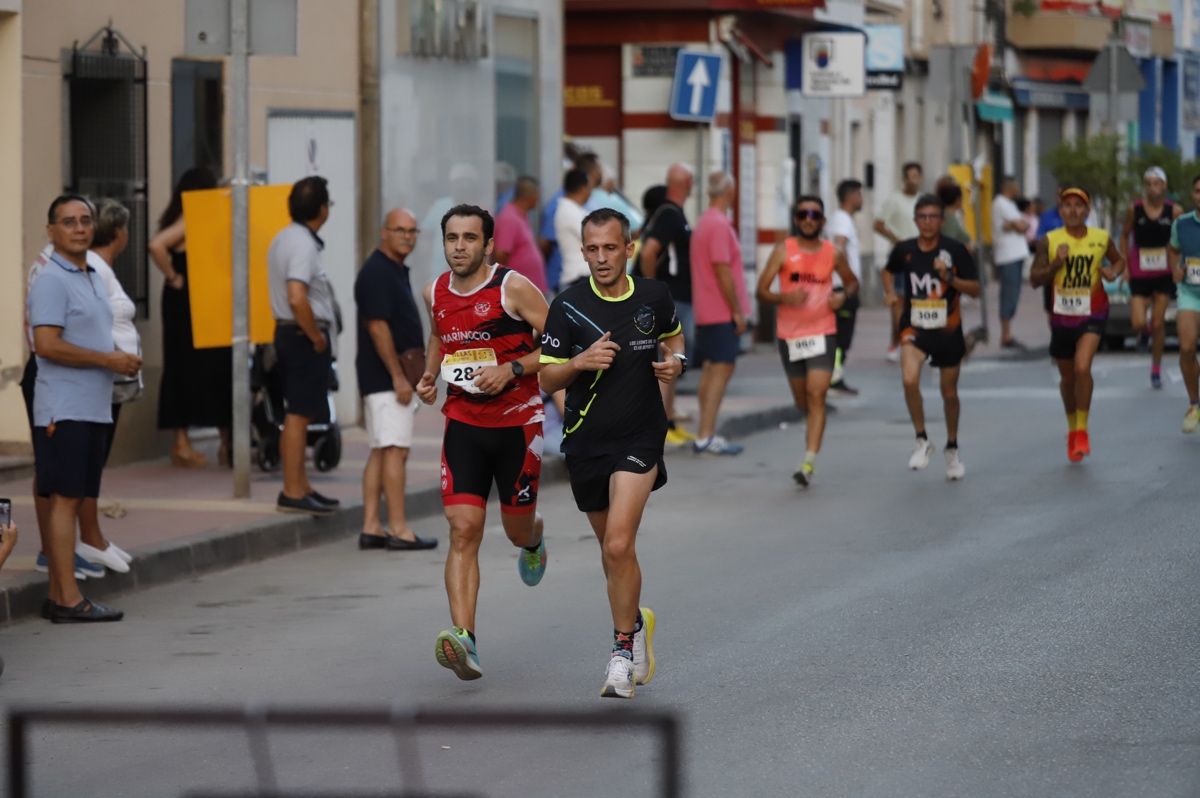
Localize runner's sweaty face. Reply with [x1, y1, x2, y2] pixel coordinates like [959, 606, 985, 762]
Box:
[914, 205, 943, 244]
[581, 218, 634, 289]
[1059, 195, 1088, 230]
[443, 214, 492, 278]
[794, 203, 824, 241]
[1144, 176, 1166, 202]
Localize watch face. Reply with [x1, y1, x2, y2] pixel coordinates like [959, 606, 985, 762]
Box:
[511, 361, 525, 377]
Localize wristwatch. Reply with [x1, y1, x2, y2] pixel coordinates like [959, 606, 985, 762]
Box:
[510, 360, 526, 378]
[672, 352, 688, 376]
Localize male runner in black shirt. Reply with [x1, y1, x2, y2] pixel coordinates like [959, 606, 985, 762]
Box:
[540, 208, 685, 699]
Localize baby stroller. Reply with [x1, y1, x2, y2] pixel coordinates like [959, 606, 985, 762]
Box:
[250, 341, 343, 473]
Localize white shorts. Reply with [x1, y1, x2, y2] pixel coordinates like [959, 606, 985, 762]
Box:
[363, 391, 417, 449]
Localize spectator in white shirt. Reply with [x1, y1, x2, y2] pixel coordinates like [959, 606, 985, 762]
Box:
[827, 179, 863, 395]
[991, 176, 1030, 349]
[553, 168, 593, 288]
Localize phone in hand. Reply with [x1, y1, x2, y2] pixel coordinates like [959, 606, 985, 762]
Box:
[0, 497, 10, 530]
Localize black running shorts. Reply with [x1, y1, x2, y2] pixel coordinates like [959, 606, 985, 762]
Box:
[1129, 275, 1176, 299]
[440, 419, 542, 513]
[1049, 322, 1105, 360]
[902, 329, 966, 369]
[565, 446, 667, 513]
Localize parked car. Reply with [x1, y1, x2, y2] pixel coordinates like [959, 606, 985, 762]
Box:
[1102, 278, 1178, 350]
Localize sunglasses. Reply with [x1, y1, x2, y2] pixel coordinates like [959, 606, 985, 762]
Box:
[794, 209, 824, 221]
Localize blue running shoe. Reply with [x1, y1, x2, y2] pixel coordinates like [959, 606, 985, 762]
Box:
[435, 627, 482, 681]
[35, 552, 103, 580]
[1151, 370, 1163, 390]
[518, 536, 547, 587]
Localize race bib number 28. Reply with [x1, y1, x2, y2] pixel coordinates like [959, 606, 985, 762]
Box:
[441, 348, 498, 394]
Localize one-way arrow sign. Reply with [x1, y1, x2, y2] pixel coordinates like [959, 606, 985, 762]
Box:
[670, 50, 721, 123]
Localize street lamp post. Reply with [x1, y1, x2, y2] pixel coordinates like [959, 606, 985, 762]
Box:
[230, 0, 251, 498]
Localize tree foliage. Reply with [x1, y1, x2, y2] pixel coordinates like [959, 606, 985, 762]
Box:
[1042, 135, 1200, 228]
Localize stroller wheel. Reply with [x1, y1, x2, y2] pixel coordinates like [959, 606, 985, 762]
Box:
[314, 427, 342, 472]
[256, 437, 280, 472]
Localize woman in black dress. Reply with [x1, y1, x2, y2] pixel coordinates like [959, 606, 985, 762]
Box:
[149, 167, 233, 466]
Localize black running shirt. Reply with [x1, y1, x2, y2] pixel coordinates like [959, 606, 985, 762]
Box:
[540, 275, 681, 456]
[884, 235, 977, 335]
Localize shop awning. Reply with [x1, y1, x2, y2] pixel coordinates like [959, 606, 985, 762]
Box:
[976, 90, 1014, 122]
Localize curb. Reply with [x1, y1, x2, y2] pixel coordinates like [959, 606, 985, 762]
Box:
[1, 404, 794, 625]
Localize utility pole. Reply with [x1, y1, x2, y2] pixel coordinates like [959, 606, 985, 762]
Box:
[230, 0, 251, 498]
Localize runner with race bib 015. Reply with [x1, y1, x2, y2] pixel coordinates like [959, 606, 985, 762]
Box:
[882, 193, 980, 480]
[1030, 187, 1124, 463]
[756, 195, 858, 486]
[416, 204, 551, 682]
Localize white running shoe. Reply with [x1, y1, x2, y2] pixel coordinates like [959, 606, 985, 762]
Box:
[1182, 406, 1200, 434]
[109, 542, 134, 564]
[945, 448, 966, 481]
[632, 608, 656, 685]
[908, 439, 934, 470]
[76, 542, 131, 574]
[600, 655, 636, 699]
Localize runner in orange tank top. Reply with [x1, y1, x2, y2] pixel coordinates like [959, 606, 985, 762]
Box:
[756, 196, 858, 486]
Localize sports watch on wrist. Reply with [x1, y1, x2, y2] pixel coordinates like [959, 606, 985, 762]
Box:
[510, 360, 525, 378]
[672, 352, 688, 376]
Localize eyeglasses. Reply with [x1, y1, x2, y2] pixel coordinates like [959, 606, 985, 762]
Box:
[915, 213, 943, 221]
[794, 209, 824, 221]
[386, 226, 420, 236]
[54, 216, 94, 229]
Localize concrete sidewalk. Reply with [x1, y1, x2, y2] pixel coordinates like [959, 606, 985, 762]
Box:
[0, 284, 1053, 624]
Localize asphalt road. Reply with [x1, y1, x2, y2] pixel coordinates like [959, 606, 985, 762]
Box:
[2, 350, 1198, 798]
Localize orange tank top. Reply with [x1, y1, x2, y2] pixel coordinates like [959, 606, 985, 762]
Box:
[776, 238, 837, 340]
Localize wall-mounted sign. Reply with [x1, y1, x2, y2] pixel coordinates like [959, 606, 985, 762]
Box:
[632, 46, 682, 78]
[565, 84, 616, 109]
[801, 32, 865, 98]
[399, 0, 488, 60]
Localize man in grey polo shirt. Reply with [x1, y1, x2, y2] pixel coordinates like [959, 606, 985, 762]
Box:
[29, 194, 140, 623]
[269, 176, 340, 515]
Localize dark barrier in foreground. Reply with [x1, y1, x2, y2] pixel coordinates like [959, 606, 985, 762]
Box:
[7, 705, 682, 798]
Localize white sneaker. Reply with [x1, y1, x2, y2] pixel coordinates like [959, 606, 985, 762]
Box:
[908, 439, 934, 470]
[76, 542, 131, 574]
[109, 542, 134, 564]
[945, 448, 966, 481]
[600, 655, 636, 699]
[632, 607, 656, 685]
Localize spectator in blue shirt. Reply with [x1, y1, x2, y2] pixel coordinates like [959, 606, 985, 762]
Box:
[29, 195, 140, 623]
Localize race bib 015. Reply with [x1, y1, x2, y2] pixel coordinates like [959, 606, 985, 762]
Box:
[441, 348, 498, 394]
[1054, 291, 1091, 317]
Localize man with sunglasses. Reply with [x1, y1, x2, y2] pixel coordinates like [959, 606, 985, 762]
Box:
[756, 197, 858, 486]
[883, 195, 980, 480]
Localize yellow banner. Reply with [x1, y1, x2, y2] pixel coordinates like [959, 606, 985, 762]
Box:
[182, 184, 292, 348]
[948, 163, 994, 246]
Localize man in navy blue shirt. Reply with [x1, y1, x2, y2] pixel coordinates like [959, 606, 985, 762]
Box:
[354, 208, 437, 552]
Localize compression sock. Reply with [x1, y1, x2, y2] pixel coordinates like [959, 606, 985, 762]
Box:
[1075, 410, 1089, 432]
[946, 439, 958, 450]
[612, 629, 634, 660]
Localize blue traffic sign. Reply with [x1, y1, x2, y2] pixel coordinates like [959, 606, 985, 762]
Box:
[669, 50, 722, 123]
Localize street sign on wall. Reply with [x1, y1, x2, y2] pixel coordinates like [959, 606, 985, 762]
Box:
[669, 50, 722, 123]
[801, 32, 865, 98]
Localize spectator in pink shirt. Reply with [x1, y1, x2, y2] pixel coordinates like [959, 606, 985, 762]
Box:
[690, 170, 751, 456]
[493, 176, 548, 293]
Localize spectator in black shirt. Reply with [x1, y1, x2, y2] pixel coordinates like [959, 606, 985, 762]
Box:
[639, 163, 696, 445]
[354, 208, 437, 552]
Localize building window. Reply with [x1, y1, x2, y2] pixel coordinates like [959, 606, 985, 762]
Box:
[494, 13, 539, 182]
[63, 29, 149, 317]
[171, 60, 224, 188]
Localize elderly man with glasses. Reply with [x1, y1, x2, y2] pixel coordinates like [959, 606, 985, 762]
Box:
[353, 208, 437, 551]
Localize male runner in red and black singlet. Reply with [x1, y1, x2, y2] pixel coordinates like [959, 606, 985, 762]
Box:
[415, 204, 550, 681]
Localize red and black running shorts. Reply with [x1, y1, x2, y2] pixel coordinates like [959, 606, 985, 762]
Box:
[440, 418, 542, 513]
